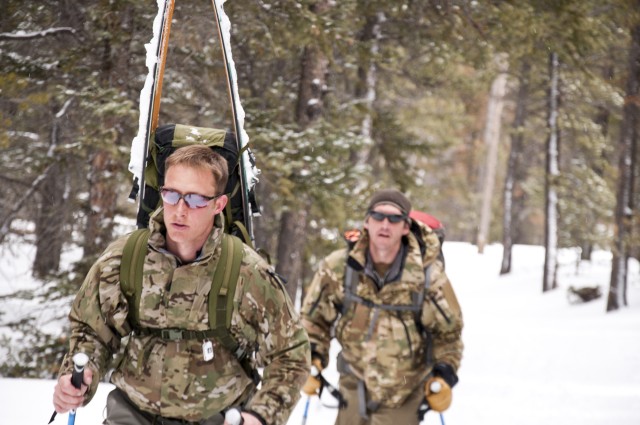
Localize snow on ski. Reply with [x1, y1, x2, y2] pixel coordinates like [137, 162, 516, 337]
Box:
[211, 0, 260, 242]
[128, 0, 175, 204]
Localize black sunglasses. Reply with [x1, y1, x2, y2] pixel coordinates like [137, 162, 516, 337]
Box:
[159, 187, 221, 209]
[368, 210, 407, 223]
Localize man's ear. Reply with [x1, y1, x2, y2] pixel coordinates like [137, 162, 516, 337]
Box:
[402, 221, 410, 235]
[214, 194, 228, 215]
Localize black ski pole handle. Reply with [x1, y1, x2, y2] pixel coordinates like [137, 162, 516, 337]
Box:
[67, 353, 90, 425]
[71, 353, 90, 389]
[47, 353, 90, 424]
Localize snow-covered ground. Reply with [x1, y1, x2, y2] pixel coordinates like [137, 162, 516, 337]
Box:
[1, 241, 639, 425]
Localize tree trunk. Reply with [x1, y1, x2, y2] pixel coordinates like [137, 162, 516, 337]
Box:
[350, 7, 384, 169]
[84, 149, 120, 257]
[501, 60, 530, 274]
[477, 53, 509, 253]
[83, 4, 134, 257]
[294, 46, 329, 128]
[276, 0, 331, 306]
[33, 100, 73, 278]
[276, 209, 308, 305]
[543, 52, 560, 292]
[608, 18, 640, 311]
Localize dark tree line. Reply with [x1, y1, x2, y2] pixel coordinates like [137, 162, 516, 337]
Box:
[0, 1, 639, 377]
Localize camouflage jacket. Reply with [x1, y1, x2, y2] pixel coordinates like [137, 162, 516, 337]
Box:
[301, 221, 463, 408]
[59, 209, 310, 424]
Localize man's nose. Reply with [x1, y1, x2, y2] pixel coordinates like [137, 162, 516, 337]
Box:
[176, 197, 189, 212]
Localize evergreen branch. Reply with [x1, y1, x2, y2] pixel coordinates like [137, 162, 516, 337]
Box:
[0, 27, 76, 41]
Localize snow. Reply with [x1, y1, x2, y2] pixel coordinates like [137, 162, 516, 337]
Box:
[128, 0, 167, 181]
[1, 242, 640, 425]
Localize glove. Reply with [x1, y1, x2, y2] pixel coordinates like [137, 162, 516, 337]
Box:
[424, 376, 452, 412]
[301, 358, 324, 396]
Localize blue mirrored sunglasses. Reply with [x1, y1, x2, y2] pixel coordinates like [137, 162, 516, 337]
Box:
[160, 187, 221, 209]
[368, 210, 407, 223]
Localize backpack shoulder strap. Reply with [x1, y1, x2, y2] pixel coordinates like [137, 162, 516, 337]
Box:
[342, 261, 360, 315]
[209, 233, 243, 333]
[120, 228, 151, 327]
[208, 234, 259, 383]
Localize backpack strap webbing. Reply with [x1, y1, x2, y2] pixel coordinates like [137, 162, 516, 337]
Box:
[209, 234, 243, 351]
[209, 234, 260, 384]
[120, 228, 151, 326]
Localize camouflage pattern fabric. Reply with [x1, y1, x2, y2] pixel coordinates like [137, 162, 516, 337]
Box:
[59, 208, 310, 425]
[301, 220, 463, 408]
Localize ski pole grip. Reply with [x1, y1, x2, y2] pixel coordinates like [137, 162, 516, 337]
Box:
[224, 407, 244, 425]
[71, 353, 89, 389]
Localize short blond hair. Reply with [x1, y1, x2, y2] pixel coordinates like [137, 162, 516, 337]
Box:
[165, 145, 229, 194]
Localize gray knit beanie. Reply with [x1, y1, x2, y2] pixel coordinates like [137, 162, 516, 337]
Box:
[367, 189, 412, 216]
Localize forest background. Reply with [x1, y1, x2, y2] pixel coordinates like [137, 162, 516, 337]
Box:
[1, 0, 639, 377]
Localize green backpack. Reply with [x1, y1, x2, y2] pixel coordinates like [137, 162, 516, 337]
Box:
[133, 123, 258, 245]
[119, 228, 260, 384]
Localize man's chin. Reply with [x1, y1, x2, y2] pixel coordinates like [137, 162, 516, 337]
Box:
[167, 226, 189, 241]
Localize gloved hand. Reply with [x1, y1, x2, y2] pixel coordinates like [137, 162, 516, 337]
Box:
[301, 358, 324, 396]
[424, 376, 452, 412]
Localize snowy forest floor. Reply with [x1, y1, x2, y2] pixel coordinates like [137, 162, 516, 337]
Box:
[1, 241, 639, 425]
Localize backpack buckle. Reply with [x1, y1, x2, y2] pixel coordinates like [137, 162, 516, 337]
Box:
[161, 329, 184, 340]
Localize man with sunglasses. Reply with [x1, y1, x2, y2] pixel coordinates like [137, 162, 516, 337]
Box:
[53, 145, 310, 425]
[300, 189, 463, 425]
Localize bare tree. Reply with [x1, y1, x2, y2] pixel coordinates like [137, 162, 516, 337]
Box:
[543, 52, 560, 292]
[607, 16, 640, 312]
[350, 7, 384, 170]
[0, 27, 75, 40]
[477, 53, 509, 254]
[501, 60, 530, 274]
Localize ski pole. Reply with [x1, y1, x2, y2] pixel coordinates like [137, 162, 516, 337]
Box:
[315, 372, 347, 409]
[67, 353, 89, 425]
[224, 407, 244, 425]
[429, 380, 446, 425]
[301, 395, 310, 425]
[418, 380, 449, 424]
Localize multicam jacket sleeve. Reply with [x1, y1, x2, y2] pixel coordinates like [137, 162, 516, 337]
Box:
[421, 258, 464, 371]
[300, 249, 348, 366]
[415, 220, 464, 372]
[236, 249, 311, 424]
[58, 235, 132, 401]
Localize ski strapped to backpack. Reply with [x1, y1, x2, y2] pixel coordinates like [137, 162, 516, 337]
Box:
[129, 0, 260, 246]
[119, 228, 260, 384]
